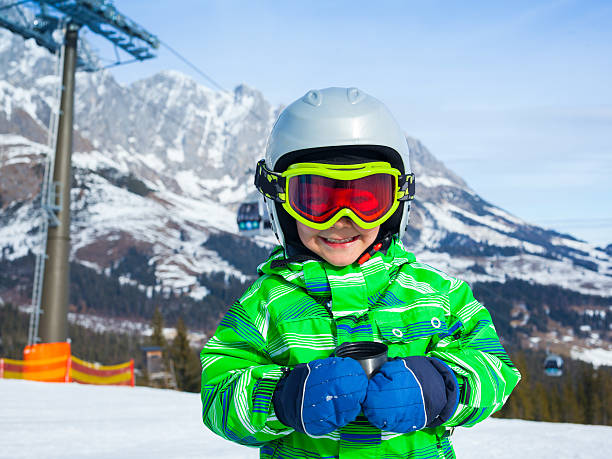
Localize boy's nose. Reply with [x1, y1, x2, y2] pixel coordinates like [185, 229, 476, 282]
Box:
[331, 217, 354, 229]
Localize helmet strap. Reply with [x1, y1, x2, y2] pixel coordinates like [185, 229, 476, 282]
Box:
[357, 232, 394, 265]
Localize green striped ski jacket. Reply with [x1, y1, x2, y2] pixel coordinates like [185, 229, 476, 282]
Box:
[200, 237, 521, 458]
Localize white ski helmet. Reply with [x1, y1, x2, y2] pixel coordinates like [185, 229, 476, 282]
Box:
[259, 87, 413, 250]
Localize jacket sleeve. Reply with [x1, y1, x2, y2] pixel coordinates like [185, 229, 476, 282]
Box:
[426, 279, 521, 428]
[200, 298, 292, 447]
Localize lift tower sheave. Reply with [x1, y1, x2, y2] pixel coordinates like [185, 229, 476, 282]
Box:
[38, 22, 78, 343]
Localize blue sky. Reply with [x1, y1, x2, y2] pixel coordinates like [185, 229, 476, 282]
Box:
[89, 0, 612, 246]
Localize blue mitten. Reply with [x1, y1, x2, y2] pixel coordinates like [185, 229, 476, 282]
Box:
[272, 357, 368, 436]
[362, 356, 459, 433]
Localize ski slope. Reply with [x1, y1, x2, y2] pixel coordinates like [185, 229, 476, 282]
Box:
[1, 380, 610, 458]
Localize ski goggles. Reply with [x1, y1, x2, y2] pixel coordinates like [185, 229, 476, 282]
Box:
[255, 160, 415, 230]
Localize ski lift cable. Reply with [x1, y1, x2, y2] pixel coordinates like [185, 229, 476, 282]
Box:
[98, 37, 266, 123]
[159, 39, 226, 93]
[539, 217, 612, 223]
[538, 218, 612, 230]
[158, 38, 265, 123]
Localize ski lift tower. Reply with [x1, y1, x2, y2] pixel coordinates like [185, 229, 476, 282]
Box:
[0, 1, 159, 347]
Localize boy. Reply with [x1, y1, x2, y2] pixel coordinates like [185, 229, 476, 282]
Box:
[200, 87, 520, 458]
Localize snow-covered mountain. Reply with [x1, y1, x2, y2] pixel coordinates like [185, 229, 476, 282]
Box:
[1, 28, 611, 362]
[2, 29, 610, 292]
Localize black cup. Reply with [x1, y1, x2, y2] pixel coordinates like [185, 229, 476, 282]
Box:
[335, 341, 388, 378]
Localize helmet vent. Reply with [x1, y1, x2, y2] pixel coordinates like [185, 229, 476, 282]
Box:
[347, 87, 365, 104]
[303, 90, 322, 107]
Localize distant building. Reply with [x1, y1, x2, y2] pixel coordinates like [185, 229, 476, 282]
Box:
[141, 346, 176, 388]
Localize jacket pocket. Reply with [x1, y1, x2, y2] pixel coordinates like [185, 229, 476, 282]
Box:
[373, 295, 450, 355]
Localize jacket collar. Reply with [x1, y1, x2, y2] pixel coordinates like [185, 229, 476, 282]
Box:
[258, 237, 416, 317]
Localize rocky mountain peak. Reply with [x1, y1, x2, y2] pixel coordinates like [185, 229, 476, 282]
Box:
[0, 28, 610, 302]
[407, 136, 468, 189]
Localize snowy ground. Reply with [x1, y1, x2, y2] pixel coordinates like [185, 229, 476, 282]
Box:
[1, 380, 611, 458]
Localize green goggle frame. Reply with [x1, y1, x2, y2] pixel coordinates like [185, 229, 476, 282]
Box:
[255, 160, 415, 230]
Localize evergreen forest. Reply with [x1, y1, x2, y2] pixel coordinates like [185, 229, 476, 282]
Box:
[496, 348, 612, 425]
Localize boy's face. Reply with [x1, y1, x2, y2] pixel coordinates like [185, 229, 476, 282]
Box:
[296, 217, 379, 267]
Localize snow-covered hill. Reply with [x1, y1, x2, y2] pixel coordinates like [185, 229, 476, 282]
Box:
[1, 379, 611, 459]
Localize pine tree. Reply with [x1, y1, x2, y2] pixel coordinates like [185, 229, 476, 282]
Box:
[170, 317, 201, 392]
[576, 367, 593, 424]
[603, 370, 612, 425]
[149, 306, 172, 388]
[533, 382, 551, 421]
[548, 382, 562, 422]
[508, 351, 535, 420]
[151, 306, 167, 349]
[0, 303, 28, 358]
[561, 380, 582, 423]
[518, 381, 535, 420]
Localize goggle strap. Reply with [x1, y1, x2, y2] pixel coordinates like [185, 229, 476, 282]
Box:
[398, 173, 416, 201]
[254, 160, 286, 203]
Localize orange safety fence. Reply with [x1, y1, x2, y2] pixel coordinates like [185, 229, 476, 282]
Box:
[0, 355, 134, 386]
[0, 355, 70, 382]
[70, 355, 134, 386]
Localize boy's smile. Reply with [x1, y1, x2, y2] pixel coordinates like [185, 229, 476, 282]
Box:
[296, 218, 379, 267]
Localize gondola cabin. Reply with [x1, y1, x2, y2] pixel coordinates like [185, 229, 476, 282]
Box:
[237, 200, 271, 232]
[237, 202, 262, 231]
[543, 354, 564, 377]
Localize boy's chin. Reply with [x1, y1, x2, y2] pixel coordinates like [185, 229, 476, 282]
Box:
[319, 251, 361, 267]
